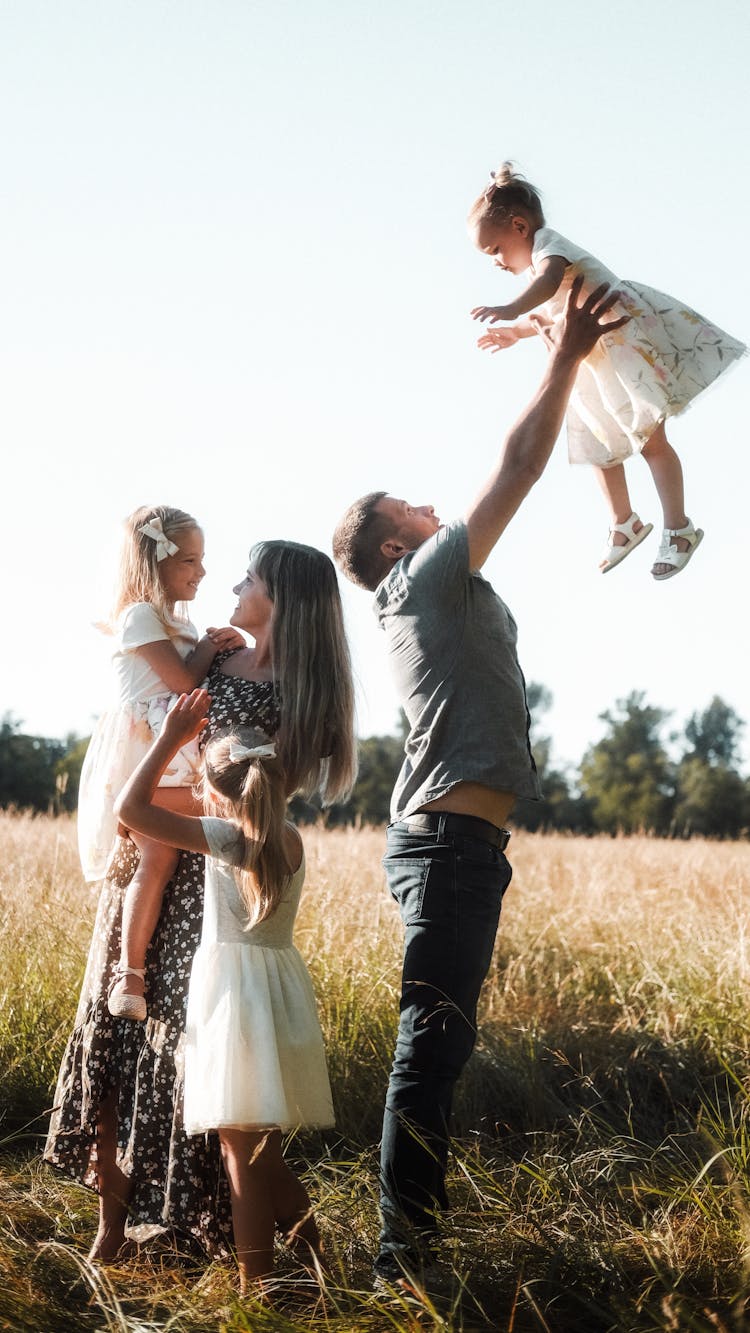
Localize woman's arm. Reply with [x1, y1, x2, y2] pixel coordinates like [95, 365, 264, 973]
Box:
[114, 690, 212, 853]
[471, 255, 568, 323]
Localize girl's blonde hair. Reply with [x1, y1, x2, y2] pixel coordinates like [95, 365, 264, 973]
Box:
[111, 504, 201, 630]
[202, 730, 292, 925]
[249, 539, 357, 805]
[468, 160, 545, 230]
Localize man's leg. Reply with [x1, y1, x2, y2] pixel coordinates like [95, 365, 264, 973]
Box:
[375, 823, 510, 1278]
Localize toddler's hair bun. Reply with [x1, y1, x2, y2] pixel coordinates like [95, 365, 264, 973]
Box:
[490, 161, 515, 188]
[468, 159, 545, 228]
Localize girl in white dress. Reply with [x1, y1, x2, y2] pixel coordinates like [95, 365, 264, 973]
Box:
[78, 505, 241, 1020]
[115, 688, 333, 1294]
[468, 163, 746, 578]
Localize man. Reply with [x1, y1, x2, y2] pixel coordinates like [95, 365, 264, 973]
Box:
[332, 280, 626, 1288]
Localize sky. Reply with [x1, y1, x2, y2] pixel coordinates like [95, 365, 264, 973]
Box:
[1, 0, 748, 777]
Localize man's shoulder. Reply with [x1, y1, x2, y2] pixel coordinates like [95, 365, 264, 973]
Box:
[374, 519, 468, 615]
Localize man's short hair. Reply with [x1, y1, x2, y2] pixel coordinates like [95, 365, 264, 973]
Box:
[332, 491, 395, 591]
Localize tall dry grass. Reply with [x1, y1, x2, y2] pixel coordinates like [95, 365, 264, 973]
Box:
[2, 811, 750, 1331]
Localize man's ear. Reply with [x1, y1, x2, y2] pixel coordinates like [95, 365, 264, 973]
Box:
[381, 537, 406, 560]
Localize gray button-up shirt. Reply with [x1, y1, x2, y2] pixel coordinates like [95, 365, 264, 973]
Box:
[374, 519, 541, 821]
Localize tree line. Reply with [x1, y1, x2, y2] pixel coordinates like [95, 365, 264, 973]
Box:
[1, 690, 748, 838]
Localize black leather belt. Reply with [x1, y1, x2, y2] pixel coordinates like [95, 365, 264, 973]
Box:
[399, 812, 511, 850]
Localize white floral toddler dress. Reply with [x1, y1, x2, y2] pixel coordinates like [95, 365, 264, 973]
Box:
[529, 227, 746, 467]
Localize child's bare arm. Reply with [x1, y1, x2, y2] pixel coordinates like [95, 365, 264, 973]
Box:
[477, 316, 541, 353]
[115, 690, 211, 852]
[136, 634, 221, 693]
[471, 256, 568, 324]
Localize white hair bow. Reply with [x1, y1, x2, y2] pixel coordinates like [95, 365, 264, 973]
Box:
[228, 738, 277, 763]
[138, 517, 179, 562]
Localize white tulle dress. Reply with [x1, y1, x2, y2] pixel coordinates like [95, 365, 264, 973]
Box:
[77, 602, 203, 882]
[183, 816, 335, 1135]
[529, 227, 746, 467]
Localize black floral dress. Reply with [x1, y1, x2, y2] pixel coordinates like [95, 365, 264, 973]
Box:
[44, 657, 280, 1255]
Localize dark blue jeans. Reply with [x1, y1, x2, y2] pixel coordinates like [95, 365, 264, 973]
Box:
[375, 817, 511, 1274]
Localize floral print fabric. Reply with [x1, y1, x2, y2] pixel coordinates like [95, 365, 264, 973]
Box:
[528, 228, 746, 467]
[568, 281, 746, 466]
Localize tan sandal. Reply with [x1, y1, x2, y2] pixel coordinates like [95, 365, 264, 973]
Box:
[600, 512, 653, 573]
[108, 965, 147, 1021]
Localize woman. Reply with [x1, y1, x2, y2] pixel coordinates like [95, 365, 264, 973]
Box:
[45, 540, 356, 1261]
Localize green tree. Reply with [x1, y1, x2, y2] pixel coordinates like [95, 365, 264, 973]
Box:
[55, 734, 90, 813]
[0, 714, 66, 811]
[673, 697, 748, 837]
[292, 714, 408, 826]
[672, 757, 748, 838]
[683, 696, 744, 767]
[513, 682, 585, 831]
[579, 692, 673, 834]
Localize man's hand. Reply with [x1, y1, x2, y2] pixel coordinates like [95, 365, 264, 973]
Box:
[551, 278, 629, 362]
[463, 279, 629, 572]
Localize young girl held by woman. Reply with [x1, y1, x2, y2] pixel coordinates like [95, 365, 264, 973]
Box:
[469, 163, 746, 578]
[115, 688, 333, 1294]
[77, 505, 242, 1020]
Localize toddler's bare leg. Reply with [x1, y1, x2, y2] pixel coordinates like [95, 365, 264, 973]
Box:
[594, 462, 650, 552]
[641, 422, 691, 575]
[113, 788, 199, 1004]
[594, 461, 633, 529]
[112, 836, 178, 1003]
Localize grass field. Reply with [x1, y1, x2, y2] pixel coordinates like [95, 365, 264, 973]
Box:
[2, 810, 750, 1332]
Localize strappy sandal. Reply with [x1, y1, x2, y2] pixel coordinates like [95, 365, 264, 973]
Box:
[651, 519, 704, 581]
[600, 512, 653, 573]
[108, 965, 147, 1021]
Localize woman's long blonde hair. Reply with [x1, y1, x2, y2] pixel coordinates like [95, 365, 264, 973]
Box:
[110, 504, 200, 631]
[250, 540, 357, 805]
[203, 730, 292, 925]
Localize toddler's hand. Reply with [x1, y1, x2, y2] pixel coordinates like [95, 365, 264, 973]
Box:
[471, 304, 512, 324]
[477, 326, 521, 353]
[207, 625, 246, 651]
[162, 689, 211, 745]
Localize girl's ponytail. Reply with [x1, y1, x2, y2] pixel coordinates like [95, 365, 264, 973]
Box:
[203, 730, 292, 924]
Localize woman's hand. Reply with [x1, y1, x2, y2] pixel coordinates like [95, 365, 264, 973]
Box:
[477, 325, 522, 353]
[471, 304, 514, 324]
[161, 689, 211, 747]
[206, 625, 246, 651]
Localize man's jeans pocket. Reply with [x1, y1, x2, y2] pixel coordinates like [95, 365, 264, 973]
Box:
[382, 857, 431, 924]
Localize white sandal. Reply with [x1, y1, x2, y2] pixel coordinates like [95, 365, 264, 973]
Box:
[600, 513, 653, 573]
[651, 519, 704, 581]
[108, 965, 147, 1021]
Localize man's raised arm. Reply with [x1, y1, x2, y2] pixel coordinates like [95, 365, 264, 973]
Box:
[466, 279, 628, 570]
